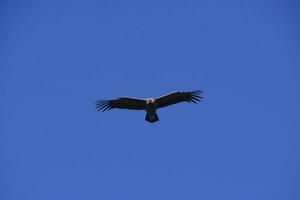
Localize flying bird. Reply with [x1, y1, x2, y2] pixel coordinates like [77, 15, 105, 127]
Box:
[95, 90, 202, 123]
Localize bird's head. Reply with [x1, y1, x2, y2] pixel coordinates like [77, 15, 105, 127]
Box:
[146, 98, 155, 105]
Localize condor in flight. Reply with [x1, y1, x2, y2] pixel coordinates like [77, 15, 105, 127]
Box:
[95, 90, 202, 123]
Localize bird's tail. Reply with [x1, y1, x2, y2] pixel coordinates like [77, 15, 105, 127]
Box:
[145, 112, 159, 123]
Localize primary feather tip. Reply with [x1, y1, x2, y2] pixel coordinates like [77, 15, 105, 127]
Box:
[188, 90, 203, 103]
[95, 100, 112, 112]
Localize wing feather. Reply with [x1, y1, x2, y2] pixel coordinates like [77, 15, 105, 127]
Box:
[155, 90, 202, 109]
[95, 97, 146, 111]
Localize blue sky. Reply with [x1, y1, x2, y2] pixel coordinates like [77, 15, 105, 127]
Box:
[1, 0, 300, 199]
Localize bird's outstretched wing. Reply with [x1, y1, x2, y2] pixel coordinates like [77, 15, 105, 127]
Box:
[155, 90, 202, 109]
[95, 97, 146, 111]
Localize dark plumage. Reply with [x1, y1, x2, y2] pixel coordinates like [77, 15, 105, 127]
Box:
[95, 90, 202, 123]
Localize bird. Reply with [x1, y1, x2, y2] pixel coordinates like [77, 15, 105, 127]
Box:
[95, 90, 203, 123]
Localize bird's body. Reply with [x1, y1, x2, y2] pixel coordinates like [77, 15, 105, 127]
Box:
[145, 98, 159, 122]
[95, 90, 202, 123]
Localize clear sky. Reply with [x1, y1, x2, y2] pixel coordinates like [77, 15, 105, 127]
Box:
[1, 0, 300, 199]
